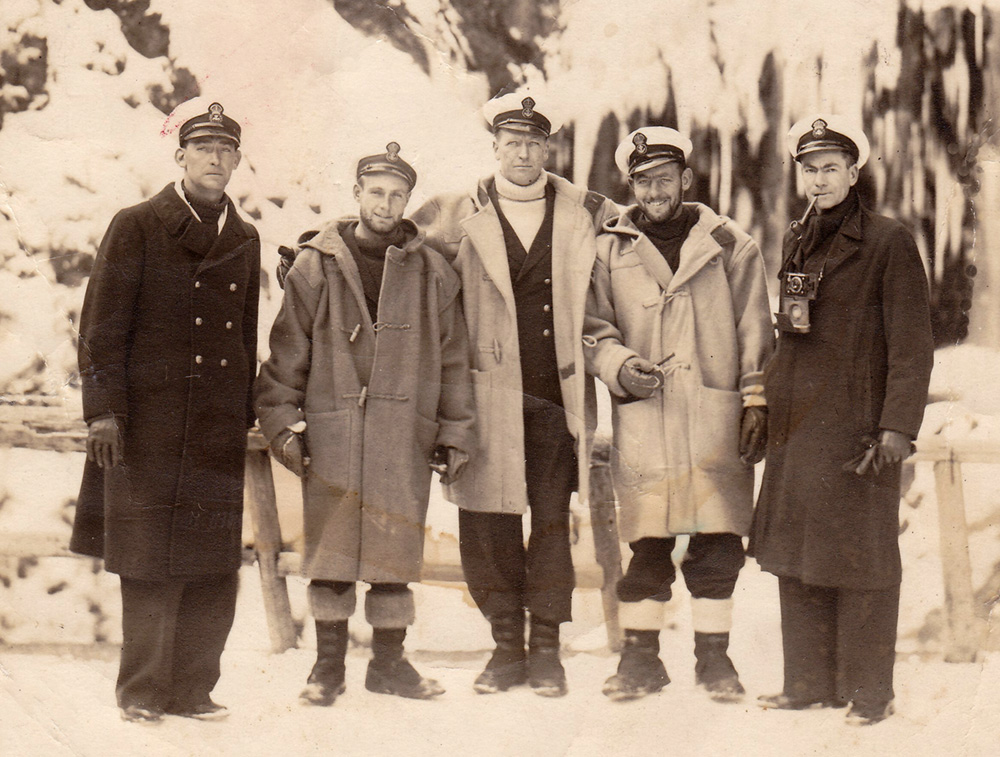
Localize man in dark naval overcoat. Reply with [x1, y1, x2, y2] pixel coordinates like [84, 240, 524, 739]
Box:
[749, 115, 934, 726]
[256, 143, 475, 706]
[70, 100, 260, 723]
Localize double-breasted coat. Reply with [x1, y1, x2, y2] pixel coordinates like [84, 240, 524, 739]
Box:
[585, 204, 774, 542]
[411, 173, 618, 514]
[70, 183, 260, 580]
[254, 219, 475, 584]
[748, 198, 934, 590]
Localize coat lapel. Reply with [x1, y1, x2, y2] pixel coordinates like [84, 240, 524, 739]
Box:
[614, 211, 676, 292]
[818, 203, 864, 278]
[668, 207, 723, 291]
[461, 192, 516, 316]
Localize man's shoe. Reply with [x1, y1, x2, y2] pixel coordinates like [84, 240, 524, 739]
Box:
[300, 619, 349, 706]
[602, 629, 669, 702]
[165, 699, 229, 721]
[120, 704, 164, 723]
[300, 678, 346, 706]
[693, 632, 745, 703]
[758, 692, 845, 711]
[527, 618, 567, 697]
[845, 700, 894, 726]
[365, 657, 445, 700]
[474, 615, 527, 694]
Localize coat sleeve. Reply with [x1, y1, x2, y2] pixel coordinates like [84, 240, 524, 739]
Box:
[243, 234, 262, 428]
[78, 208, 145, 424]
[434, 271, 476, 456]
[583, 237, 639, 397]
[878, 226, 934, 438]
[726, 235, 775, 407]
[254, 253, 323, 443]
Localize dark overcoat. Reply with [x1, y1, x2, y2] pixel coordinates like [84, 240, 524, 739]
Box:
[254, 219, 476, 584]
[70, 183, 260, 580]
[748, 199, 933, 590]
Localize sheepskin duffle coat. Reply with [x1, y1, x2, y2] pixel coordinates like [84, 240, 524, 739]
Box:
[411, 173, 617, 514]
[254, 219, 475, 583]
[585, 203, 774, 542]
[749, 199, 934, 590]
[70, 183, 260, 580]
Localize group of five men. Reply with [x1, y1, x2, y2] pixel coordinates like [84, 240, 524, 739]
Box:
[71, 93, 933, 728]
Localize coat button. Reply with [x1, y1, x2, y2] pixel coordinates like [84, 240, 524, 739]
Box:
[195, 317, 203, 325]
[194, 281, 201, 288]
[543, 329, 551, 337]
[543, 304, 551, 313]
[544, 278, 551, 285]
[195, 355, 203, 364]
[220, 359, 228, 367]
[229, 283, 237, 292]
[226, 321, 233, 329]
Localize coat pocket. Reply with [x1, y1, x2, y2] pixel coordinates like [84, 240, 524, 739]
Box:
[691, 385, 742, 471]
[304, 408, 353, 491]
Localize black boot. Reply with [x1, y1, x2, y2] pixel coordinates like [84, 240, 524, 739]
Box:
[694, 632, 745, 702]
[602, 629, 670, 701]
[366, 628, 445, 700]
[474, 615, 527, 694]
[300, 620, 348, 706]
[527, 616, 567, 697]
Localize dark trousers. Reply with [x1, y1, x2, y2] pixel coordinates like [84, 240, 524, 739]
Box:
[778, 576, 899, 708]
[617, 533, 746, 602]
[459, 399, 577, 625]
[117, 572, 238, 710]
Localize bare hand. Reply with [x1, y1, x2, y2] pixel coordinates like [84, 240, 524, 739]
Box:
[272, 430, 309, 478]
[87, 417, 122, 469]
[442, 446, 470, 485]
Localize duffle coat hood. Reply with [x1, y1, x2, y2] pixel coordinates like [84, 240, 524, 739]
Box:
[411, 172, 617, 514]
[585, 203, 774, 540]
[254, 218, 475, 583]
[71, 183, 261, 580]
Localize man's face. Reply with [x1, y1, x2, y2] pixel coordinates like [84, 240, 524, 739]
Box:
[493, 128, 549, 186]
[175, 136, 241, 201]
[354, 172, 411, 236]
[629, 161, 693, 223]
[799, 150, 858, 212]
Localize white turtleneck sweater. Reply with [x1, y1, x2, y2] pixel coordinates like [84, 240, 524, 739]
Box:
[494, 171, 547, 253]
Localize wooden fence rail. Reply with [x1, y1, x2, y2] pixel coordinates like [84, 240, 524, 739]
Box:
[0, 397, 993, 661]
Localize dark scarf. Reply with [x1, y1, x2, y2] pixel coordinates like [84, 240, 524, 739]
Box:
[635, 204, 699, 273]
[342, 222, 408, 323]
[793, 189, 859, 268]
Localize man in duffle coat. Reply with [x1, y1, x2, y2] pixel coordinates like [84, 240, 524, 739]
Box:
[70, 100, 260, 723]
[255, 143, 475, 706]
[411, 92, 618, 697]
[749, 115, 934, 726]
[584, 127, 774, 702]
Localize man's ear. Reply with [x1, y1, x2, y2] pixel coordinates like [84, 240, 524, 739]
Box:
[174, 147, 186, 169]
[233, 150, 242, 169]
[353, 183, 362, 202]
[681, 166, 694, 192]
[848, 163, 859, 187]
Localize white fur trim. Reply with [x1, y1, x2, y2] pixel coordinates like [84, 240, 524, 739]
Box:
[618, 599, 666, 631]
[691, 597, 733, 634]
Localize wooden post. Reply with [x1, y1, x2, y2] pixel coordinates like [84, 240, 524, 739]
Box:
[589, 439, 624, 652]
[244, 444, 297, 653]
[932, 457, 983, 662]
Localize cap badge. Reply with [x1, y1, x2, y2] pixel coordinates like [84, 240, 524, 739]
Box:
[386, 142, 401, 162]
[521, 97, 535, 118]
[633, 132, 648, 155]
[208, 102, 224, 123]
[811, 119, 827, 138]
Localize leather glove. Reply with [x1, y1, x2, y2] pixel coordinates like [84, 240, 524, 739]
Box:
[430, 445, 470, 485]
[86, 416, 122, 469]
[271, 429, 310, 477]
[738, 406, 768, 466]
[618, 356, 663, 399]
[846, 430, 914, 476]
[275, 246, 297, 290]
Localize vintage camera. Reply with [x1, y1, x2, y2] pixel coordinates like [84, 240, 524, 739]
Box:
[775, 271, 819, 333]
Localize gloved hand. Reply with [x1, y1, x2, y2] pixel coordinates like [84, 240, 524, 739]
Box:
[618, 356, 663, 399]
[271, 429, 310, 477]
[275, 246, 297, 290]
[846, 430, 914, 476]
[87, 416, 122, 469]
[430, 445, 470, 485]
[738, 406, 768, 466]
